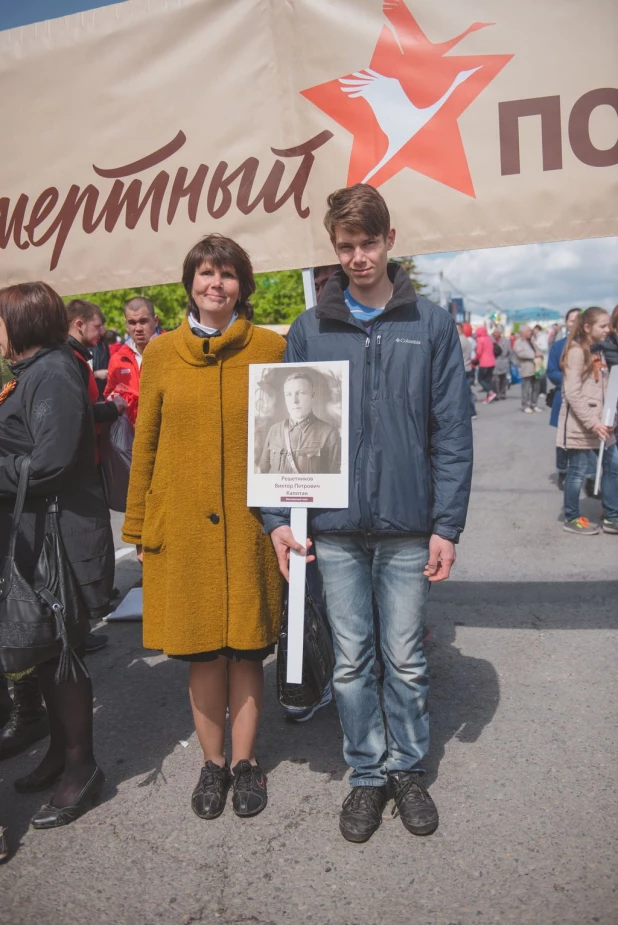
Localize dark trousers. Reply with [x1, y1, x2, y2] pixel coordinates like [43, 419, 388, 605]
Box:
[492, 373, 508, 398]
[478, 367, 495, 395]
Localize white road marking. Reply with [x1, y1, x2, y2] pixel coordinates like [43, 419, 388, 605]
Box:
[114, 546, 135, 561]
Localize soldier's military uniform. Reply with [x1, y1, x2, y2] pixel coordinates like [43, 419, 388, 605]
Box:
[259, 412, 340, 474]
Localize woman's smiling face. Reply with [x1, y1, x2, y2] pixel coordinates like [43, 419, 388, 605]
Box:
[191, 260, 240, 324]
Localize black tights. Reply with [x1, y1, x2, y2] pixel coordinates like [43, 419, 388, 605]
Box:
[36, 653, 97, 807]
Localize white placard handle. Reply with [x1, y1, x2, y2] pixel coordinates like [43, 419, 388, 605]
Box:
[593, 441, 605, 497]
[287, 507, 308, 684]
[285, 269, 315, 683]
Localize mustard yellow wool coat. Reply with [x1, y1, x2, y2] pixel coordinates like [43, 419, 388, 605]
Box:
[122, 317, 285, 655]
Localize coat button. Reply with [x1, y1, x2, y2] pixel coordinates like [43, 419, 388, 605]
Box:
[209, 513, 220, 524]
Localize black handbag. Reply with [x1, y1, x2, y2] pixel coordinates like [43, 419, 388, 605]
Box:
[277, 585, 335, 711]
[546, 386, 557, 408]
[0, 457, 91, 682]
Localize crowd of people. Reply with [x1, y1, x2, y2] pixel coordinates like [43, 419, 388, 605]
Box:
[0, 183, 616, 862]
[456, 309, 618, 535]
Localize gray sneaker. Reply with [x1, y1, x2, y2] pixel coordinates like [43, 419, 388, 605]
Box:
[602, 519, 618, 534]
[563, 517, 600, 535]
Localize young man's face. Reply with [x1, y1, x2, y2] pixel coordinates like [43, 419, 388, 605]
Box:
[332, 227, 395, 291]
[125, 306, 158, 348]
[565, 310, 580, 333]
[284, 378, 314, 422]
[76, 314, 105, 348]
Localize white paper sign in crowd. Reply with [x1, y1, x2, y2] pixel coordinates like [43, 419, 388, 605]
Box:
[247, 361, 349, 510]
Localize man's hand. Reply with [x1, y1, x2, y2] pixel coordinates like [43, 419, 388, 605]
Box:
[112, 394, 128, 414]
[270, 526, 315, 582]
[136, 544, 143, 564]
[424, 534, 456, 583]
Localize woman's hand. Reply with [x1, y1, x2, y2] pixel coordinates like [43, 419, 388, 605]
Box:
[592, 422, 612, 442]
[136, 544, 143, 564]
[270, 526, 315, 582]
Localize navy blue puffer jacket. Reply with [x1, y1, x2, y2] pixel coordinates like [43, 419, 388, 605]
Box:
[261, 265, 473, 542]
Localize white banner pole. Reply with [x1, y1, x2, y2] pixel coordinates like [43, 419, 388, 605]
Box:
[594, 365, 618, 496]
[593, 442, 605, 498]
[285, 268, 317, 684]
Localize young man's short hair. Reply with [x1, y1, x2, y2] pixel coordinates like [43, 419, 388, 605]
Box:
[323, 184, 391, 242]
[124, 296, 155, 317]
[65, 298, 103, 326]
[565, 307, 581, 322]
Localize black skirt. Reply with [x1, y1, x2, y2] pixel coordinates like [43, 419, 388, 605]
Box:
[169, 644, 276, 664]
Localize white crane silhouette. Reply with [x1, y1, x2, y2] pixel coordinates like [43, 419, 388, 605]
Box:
[339, 66, 481, 182]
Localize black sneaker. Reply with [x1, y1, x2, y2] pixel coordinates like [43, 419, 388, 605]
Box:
[191, 761, 231, 820]
[388, 771, 439, 836]
[231, 759, 267, 817]
[339, 785, 387, 843]
[84, 632, 108, 654]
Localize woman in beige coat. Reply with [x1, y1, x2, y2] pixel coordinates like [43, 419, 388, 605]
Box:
[123, 235, 285, 819]
[558, 307, 618, 535]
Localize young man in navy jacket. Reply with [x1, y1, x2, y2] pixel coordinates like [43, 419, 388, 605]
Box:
[263, 184, 473, 842]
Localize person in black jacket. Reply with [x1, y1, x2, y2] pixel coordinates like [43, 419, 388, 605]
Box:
[263, 185, 473, 844]
[66, 299, 127, 424]
[66, 299, 127, 655]
[0, 282, 113, 829]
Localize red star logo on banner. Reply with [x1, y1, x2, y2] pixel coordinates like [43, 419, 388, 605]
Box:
[301, 0, 513, 197]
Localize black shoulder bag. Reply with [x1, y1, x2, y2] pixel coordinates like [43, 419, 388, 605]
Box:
[277, 585, 335, 711]
[0, 457, 91, 681]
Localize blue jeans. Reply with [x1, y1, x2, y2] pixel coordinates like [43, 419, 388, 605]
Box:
[563, 445, 618, 521]
[314, 534, 430, 786]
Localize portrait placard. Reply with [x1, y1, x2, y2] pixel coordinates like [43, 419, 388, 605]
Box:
[247, 361, 349, 509]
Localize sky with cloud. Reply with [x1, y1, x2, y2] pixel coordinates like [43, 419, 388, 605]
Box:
[415, 236, 618, 318]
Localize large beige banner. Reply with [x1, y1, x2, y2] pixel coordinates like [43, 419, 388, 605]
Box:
[0, 0, 617, 294]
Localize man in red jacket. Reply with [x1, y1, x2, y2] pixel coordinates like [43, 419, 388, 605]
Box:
[104, 296, 160, 400]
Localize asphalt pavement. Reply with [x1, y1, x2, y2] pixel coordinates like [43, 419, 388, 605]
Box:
[1, 386, 616, 925]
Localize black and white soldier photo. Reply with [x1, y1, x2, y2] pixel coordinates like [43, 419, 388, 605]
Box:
[254, 366, 343, 475]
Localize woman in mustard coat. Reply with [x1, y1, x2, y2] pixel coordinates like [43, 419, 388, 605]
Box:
[123, 235, 285, 819]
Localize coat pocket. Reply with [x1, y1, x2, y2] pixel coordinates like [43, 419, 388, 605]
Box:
[142, 490, 167, 553]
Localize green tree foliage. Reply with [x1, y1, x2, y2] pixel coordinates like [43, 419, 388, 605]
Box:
[252, 269, 305, 325]
[0, 355, 13, 386]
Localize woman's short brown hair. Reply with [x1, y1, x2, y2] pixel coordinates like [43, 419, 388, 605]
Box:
[323, 184, 391, 242]
[0, 282, 69, 358]
[182, 234, 255, 321]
